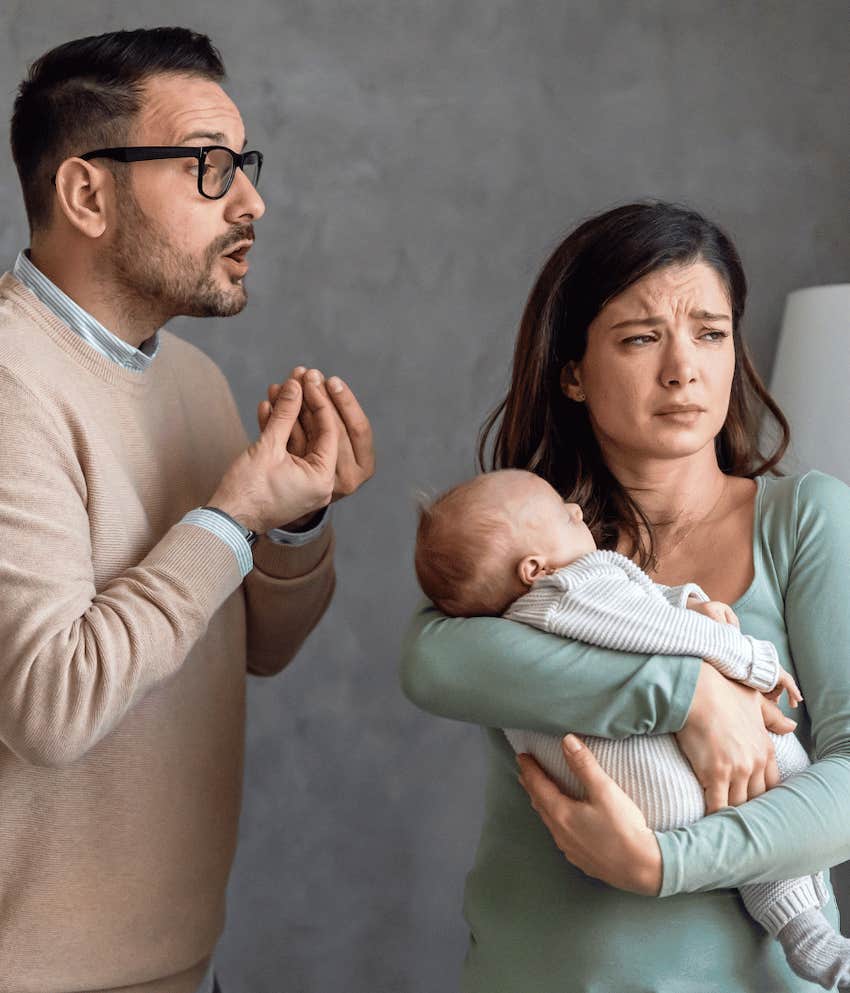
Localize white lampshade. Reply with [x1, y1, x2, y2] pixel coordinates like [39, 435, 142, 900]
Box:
[768, 284, 850, 484]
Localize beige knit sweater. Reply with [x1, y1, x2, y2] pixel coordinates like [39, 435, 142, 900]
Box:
[0, 273, 335, 993]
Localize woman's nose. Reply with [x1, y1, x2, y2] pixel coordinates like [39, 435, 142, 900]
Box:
[660, 340, 697, 387]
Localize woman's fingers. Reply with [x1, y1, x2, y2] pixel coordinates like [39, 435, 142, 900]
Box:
[764, 747, 781, 790]
[760, 696, 797, 735]
[728, 777, 749, 807]
[703, 780, 730, 814]
[747, 768, 767, 801]
[517, 753, 571, 819]
[560, 734, 612, 801]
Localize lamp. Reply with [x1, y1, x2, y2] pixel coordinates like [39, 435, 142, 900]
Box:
[768, 284, 850, 484]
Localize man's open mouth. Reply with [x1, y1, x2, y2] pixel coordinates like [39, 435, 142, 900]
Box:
[223, 243, 251, 263]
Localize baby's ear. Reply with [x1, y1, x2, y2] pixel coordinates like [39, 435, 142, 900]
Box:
[517, 555, 547, 587]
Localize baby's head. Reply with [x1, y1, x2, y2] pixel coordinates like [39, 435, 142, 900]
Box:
[414, 469, 596, 617]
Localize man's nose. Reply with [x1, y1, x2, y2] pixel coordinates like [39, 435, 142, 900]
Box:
[225, 167, 266, 222]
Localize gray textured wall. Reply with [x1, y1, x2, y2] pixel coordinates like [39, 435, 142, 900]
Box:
[1, 3, 848, 991]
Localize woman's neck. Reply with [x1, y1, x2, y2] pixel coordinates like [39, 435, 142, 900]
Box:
[604, 446, 728, 528]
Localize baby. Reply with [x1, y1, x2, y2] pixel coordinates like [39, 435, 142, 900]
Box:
[415, 468, 850, 991]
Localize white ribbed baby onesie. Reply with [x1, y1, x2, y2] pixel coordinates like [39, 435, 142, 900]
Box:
[504, 549, 828, 936]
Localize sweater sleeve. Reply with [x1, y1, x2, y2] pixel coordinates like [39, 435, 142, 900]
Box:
[0, 370, 244, 767]
[400, 600, 702, 738]
[211, 369, 336, 677]
[242, 530, 336, 676]
[507, 561, 779, 692]
[657, 471, 850, 894]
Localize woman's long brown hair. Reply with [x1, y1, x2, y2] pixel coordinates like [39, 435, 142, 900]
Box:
[478, 202, 790, 569]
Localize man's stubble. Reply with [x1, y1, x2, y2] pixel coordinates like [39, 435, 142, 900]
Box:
[111, 185, 250, 323]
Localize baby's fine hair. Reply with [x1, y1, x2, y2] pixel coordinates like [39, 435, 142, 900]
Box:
[414, 474, 520, 617]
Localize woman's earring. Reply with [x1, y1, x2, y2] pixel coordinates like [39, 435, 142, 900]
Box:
[574, 389, 586, 402]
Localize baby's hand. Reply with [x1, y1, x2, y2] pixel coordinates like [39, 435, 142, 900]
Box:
[765, 669, 804, 709]
[688, 598, 740, 629]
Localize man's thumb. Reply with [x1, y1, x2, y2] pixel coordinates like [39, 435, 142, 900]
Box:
[266, 379, 302, 435]
[561, 734, 607, 798]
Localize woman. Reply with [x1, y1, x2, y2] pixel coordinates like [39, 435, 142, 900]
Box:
[401, 202, 850, 992]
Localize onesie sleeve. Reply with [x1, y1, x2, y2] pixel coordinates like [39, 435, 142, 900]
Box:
[657, 472, 850, 894]
[506, 560, 779, 692]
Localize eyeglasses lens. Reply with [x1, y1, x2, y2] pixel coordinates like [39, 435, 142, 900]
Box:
[242, 151, 261, 190]
[202, 148, 236, 198]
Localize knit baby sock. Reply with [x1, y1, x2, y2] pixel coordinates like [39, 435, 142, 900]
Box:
[778, 909, 850, 990]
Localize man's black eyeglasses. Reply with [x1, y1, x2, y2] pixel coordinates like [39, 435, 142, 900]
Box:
[79, 145, 263, 200]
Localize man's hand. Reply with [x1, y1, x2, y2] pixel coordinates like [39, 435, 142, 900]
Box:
[517, 735, 662, 896]
[258, 366, 375, 503]
[209, 374, 338, 533]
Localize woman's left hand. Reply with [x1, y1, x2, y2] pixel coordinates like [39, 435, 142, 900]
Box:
[517, 734, 663, 896]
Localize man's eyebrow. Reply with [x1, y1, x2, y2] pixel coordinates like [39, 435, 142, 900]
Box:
[610, 310, 731, 330]
[178, 130, 248, 150]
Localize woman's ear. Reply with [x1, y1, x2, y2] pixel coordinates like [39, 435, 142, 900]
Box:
[517, 555, 548, 587]
[560, 363, 586, 403]
[53, 157, 112, 239]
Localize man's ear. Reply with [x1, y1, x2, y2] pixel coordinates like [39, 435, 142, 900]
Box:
[517, 555, 548, 587]
[559, 362, 585, 403]
[52, 157, 113, 239]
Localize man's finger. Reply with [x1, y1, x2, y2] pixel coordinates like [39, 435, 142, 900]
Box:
[517, 753, 575, 819]
[560, 734, 612, 801]
[326, 376, 375, 469]
[265, 378, 302, 446]
[257, 399, 272, 433]
[288, 417, 308, 456]
[301, 374, 338, 467]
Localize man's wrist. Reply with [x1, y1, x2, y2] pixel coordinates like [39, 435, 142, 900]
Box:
[267, 507, 330, 547]
[277, 510, 325, 532]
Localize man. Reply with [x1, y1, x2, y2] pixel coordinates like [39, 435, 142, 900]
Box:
[0, 27, 374, 993]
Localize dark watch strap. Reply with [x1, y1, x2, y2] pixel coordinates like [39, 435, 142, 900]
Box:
[201, 506, 259, 547]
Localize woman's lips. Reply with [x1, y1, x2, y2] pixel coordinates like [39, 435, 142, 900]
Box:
[656, 407, 704, 424]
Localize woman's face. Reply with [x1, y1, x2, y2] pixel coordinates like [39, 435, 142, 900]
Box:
[564, 261, 736, 465]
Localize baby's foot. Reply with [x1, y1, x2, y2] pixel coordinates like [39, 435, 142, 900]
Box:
[778, 909, 850, 990]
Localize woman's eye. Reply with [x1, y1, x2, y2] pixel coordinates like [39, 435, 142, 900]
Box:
[700, 329, 729, 341]
[622, 335, 656, 346]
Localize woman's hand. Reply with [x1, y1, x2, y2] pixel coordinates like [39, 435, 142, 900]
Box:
[676, 661, 798, 813]
[517, 735, 663, 896]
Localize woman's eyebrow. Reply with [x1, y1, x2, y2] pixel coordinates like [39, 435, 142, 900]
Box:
[610, 309, 731, 330]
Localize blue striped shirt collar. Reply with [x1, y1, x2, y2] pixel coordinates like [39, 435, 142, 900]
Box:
[13, 250, 160, 372]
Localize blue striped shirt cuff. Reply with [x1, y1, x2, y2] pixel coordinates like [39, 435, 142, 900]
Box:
[181, 508, 254, 578]
[266, 506, 330, 546]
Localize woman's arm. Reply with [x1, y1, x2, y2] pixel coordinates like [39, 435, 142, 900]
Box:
[401, 602, 703, 738]
[657, 471, 850, 894]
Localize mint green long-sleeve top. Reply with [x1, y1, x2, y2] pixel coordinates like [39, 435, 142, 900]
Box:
[400, 471, 850, 993]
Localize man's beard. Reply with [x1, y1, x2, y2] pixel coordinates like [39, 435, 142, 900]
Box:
[111, 189, 253, 321]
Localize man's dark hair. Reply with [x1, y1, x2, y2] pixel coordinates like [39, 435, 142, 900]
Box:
[10, 27, 225, 232]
